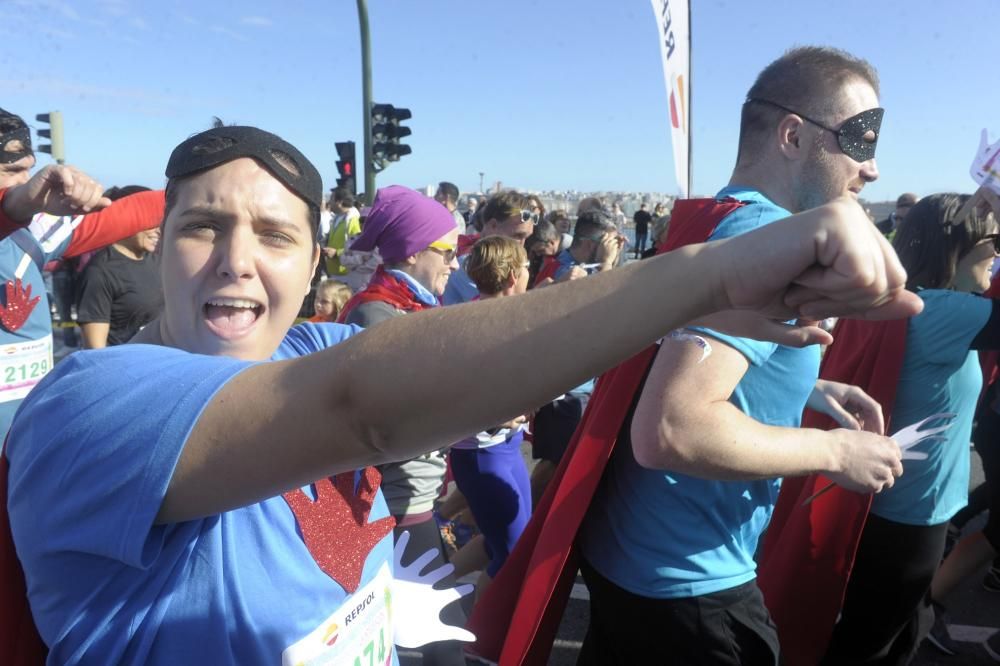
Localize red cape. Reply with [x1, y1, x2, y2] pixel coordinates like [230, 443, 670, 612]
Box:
[1, 451, 47, 665]
[532, 256, 561, 287]
[464, 197, 746, 665]
[980, 277, 1000, 394]
[756, 316, 908, 666]
[458, 233, 480, 258]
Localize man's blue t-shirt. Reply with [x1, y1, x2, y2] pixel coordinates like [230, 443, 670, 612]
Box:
[6, 322, 399, 665]
[578, 186, 821, 599]
[551, 249, 599, 281]
[872, 289, 992, 525]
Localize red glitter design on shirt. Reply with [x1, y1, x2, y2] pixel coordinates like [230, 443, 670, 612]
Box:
[283, 467, 395, 594]
[0, 279, 39, 333]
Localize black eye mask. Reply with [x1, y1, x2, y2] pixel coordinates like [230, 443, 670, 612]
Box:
[748, 98, 884, 163]
[0, 127, 32, 164]
[833, 107, 884, 163]
[165, 125, 322, 211]
[0, 107, 32, 165]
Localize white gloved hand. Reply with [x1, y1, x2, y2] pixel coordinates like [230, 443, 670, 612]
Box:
[391, 530, 476, 648]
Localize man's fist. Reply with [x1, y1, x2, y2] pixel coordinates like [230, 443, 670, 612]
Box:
[716, 197, 923, 322]
[2, 164, 112, 224]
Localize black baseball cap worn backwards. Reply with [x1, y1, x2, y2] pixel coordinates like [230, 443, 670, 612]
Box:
[166, 126, 323, 211]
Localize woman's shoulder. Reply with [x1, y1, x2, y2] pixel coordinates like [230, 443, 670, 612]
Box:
[275, 321, 364, 359]
[915, 288, 989, 313]
[7, 344, 251, 466]
[908, 289, 992, 345]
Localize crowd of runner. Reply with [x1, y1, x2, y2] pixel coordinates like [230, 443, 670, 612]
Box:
[0, 44, 998, 666]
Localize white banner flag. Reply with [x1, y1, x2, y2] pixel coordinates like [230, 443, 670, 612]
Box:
[650, 0, 690, 198]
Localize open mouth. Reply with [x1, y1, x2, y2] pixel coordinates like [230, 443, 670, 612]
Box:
[203, 297, 264, 338]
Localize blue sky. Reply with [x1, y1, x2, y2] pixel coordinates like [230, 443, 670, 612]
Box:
[3, 0, 996, 202]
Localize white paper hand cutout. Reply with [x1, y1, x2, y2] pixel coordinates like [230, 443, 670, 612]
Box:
[391, 530, 476, 649]
[802, 413, 956, 506]
[971, 129, 1000, 196]
[893, 412, 955, 461]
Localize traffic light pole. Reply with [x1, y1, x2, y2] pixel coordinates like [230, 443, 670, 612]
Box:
[356, 0, 375, 206]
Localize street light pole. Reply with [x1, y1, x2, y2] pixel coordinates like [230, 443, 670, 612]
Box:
[357, 0, 375, 205]
[478, 171, 484, 193]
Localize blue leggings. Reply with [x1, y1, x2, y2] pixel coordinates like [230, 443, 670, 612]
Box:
[450, 433, 532, 577]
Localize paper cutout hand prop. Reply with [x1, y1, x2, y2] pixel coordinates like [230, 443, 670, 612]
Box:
[893, 412, 955, 461]
[0, 279, 40, 333]
[971, 129, 1000, 196]
[802, 413, 955, 505]
[391, 530, 475, 649]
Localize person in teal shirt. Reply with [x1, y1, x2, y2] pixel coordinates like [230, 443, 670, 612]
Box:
[825, 192, 1000, 664]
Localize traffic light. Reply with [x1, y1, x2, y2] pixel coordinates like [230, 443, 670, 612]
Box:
[35, 111, 65, 164]
[370, 103, 411, 172]
[335, 141, 356, 195]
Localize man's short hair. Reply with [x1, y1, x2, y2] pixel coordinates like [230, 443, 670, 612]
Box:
[547, 210, 570, 225]
[482, 190, 531, 225]
[576, 197, 605, 216]
[896, 192, 918, 207]
[527, 219, 559, 245]
[437, 181, 459, 204]
[572, 209, 615, 246]
[331, 187, 354, 207]
[736, 46, 880, 166]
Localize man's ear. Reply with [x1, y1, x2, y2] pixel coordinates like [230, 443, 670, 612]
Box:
[500, 270, 518, 296]
[776, 114, 807, 161]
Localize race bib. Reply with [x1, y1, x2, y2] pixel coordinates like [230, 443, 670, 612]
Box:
[0, 334, 52, 403]
[282, 563, 394, 666]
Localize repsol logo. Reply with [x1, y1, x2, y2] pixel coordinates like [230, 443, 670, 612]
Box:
[343, 591, 376, 626]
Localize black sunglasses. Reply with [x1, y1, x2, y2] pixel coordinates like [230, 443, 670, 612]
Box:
[982, 234, 1000, 254]
[748, 98, 884, 164]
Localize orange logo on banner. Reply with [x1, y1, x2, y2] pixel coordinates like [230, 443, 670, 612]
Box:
[670, 73, 686, 131]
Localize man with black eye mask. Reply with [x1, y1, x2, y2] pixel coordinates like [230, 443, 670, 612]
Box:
[522, 46, 895, 666]
[545, 47, 894, 666]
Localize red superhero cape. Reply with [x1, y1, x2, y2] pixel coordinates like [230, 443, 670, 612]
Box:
[980, 277, 1000, 394]
[464, 197, 746, 665]
[756, 316, 908, 666]
[337, 265, 432, 323]
[532, 256, 561, 287]
[1, 449, 47, 665]
[458, 233, 480, 258]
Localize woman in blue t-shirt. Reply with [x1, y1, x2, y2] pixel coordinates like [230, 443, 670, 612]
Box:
[824, 192, 1000, 665]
